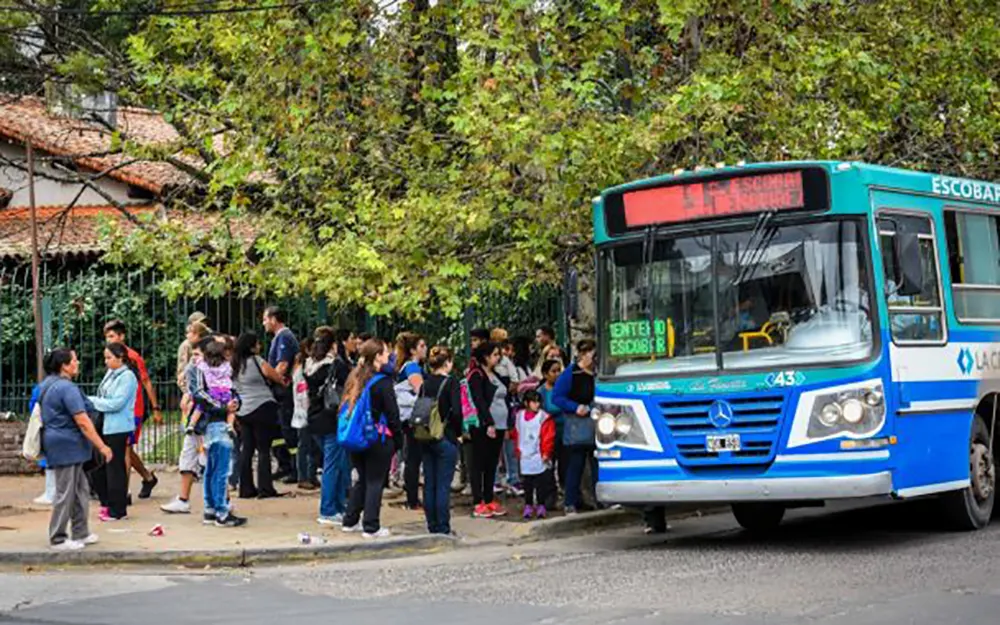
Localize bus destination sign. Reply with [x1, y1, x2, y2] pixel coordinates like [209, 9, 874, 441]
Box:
[609, 319, 670, 358]
[623, 171, 805, 228]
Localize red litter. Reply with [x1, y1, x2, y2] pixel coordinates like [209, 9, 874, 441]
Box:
[148, 524, 165, 537]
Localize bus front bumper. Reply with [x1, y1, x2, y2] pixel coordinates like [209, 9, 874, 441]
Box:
[596, 471, 893, 504]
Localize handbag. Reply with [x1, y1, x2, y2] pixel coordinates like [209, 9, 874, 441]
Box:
[21, 383, 52, 461]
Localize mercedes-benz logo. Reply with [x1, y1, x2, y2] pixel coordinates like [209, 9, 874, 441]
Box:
[707, 400, 734, 429]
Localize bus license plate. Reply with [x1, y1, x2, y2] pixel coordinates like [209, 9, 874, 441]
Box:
[706, 434, 741, 453]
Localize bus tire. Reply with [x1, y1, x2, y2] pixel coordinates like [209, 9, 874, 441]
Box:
[732, 503, 785, 533]
[939, 416, 995, 531]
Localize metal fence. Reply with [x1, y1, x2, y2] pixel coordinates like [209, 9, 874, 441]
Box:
[0, 260, 564, 464]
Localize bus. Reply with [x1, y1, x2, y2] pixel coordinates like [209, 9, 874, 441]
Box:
[591, 161, 999, 531]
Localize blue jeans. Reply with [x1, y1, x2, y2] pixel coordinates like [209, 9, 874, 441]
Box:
[319, 434, 350, 518]
[564, 445, 597, 510]
[296, 427, 318, 483]
[422, 438, 459, 534]
[204, 423, 234, 519]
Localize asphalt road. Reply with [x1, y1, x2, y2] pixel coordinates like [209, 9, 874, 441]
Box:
[2, 500, 999, 625]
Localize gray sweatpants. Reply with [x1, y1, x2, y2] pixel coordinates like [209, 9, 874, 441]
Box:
[49, 463, 90, 545]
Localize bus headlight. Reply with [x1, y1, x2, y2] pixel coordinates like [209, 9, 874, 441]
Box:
[807, 382, 886, 439]
[592, 403, 648, 447]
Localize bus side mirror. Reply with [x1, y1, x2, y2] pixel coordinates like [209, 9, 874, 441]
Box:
[893, 232, 923, 297]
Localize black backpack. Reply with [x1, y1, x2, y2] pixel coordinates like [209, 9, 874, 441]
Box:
[319, 358, 344, 412]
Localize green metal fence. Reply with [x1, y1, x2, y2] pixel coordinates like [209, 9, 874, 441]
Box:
[0, 260, 564, 464]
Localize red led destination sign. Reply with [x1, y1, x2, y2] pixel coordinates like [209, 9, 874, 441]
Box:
[622, 171, 806, 228]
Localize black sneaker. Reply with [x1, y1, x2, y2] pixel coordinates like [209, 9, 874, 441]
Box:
[215, 514, 248, 528]
[138, 474, 158, 499]
[203, 512, 217, 525]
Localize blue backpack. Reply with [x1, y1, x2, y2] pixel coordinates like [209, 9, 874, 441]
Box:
[337, 374, 386, 452]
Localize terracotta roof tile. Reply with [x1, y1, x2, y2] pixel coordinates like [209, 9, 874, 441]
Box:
[0, 95, 194, 194]
[0, 204, 257, 259]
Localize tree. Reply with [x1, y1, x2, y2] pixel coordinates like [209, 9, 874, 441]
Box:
[3, 0, 1000, 318]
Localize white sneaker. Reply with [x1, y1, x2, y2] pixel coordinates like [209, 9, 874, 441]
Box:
[33, 494, 53, 506]
[80, 534, 99, 546]
[50, 540, 85, 552]
[363, 527, 391, 539]
[341, 522, 362, 533]
[317, 514, 344, 526]
[160, 497, 192, 514]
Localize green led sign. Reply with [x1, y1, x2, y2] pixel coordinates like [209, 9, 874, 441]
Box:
[609, 319, 669, 357]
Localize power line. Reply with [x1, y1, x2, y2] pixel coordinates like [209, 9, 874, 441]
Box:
[0, 0, 332, 17]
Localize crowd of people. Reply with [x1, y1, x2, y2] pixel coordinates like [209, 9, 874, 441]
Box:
[34, 306, 603, 550]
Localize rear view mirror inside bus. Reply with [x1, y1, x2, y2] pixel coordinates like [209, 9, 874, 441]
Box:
[893, 231, 923, 297]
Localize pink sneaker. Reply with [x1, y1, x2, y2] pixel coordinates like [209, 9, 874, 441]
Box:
[98, 507, 112, 522]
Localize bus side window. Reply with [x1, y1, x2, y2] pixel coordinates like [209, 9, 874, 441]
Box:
[877, 214, 944, 343]
[945, 210, 1000, 322]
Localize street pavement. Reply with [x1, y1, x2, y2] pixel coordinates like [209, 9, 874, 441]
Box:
[1, 499, 998, 625]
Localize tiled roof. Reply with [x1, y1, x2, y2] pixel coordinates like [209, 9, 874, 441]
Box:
[0, 95, 195, 195]
[0, 204, 257, 259]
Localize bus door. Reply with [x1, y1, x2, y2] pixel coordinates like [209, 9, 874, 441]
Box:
[876, 204, 969, 494]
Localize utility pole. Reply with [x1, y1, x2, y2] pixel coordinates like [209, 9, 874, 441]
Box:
[27, 142, 44, 381]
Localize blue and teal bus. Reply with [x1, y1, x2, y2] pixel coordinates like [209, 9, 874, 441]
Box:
[592, 161, 999, 531]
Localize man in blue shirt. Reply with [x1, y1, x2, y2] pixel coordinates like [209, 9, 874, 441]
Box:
[263, 306, 299, 483]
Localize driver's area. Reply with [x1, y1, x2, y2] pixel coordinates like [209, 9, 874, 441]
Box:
[877, 213, 945, 344]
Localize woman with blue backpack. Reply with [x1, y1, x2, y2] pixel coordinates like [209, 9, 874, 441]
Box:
[340, 338, 403, 539]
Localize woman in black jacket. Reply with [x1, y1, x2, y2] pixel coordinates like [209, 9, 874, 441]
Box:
[420, 346, 463, 534]
[306, 332, 352, 525]
[467, 341, 505, 518]
[341, 338, 402, 538]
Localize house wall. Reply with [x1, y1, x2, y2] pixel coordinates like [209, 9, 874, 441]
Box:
[0, 141, 136, 208]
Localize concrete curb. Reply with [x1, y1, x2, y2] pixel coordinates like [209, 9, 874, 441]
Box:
[513, 504, 729, 542]
[0, 534, 458, 568]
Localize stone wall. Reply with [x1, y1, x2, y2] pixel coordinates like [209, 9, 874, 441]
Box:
[0, 421, 37, 475]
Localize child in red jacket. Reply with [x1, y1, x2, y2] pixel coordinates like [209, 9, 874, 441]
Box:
[511, 390, 556, 519]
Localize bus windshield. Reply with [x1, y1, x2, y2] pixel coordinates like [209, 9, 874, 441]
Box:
[599, 218, 874, 377]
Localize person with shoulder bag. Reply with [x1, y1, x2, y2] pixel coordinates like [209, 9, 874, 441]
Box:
[40, 348, 112, 551]
[311, 330, 352, 525]
[417, 346, 463, 535]
[551, 339, 598, 515]
[232, 332, 286, 500]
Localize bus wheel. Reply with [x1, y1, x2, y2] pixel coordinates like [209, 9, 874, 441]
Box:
[939, 417, 996, 531]
[732, 503, 785, 533]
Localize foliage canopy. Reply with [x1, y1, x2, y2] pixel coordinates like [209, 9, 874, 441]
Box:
[3, 0, 1000, 317]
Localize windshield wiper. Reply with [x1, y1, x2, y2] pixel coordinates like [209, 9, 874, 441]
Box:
[735, 210, 778, 286]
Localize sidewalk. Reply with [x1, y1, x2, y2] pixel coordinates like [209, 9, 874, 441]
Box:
[0, 470, 622, 564]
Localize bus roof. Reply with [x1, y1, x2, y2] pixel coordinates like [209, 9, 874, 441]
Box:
[598, 160, 1000, 203]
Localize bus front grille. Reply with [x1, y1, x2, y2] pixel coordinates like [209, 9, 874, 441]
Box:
[659, 396, 784, 466]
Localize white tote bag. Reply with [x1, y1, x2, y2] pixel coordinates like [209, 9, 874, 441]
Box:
[22, 401, 44, 461]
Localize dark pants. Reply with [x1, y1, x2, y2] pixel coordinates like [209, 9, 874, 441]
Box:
[564, 445, 597, 509]
[470, 427, 503, 505]
[644, 506, 668, 532]
[344, 440, 394, 533]
[523, 469, 555, 507]
[403, 427, 422, 507]
[93, 432, 129, 518]
[229, 429, 242, 489]
[239, 404, 278, 498]
[273, 396, 296, 477]
[422, 438, 458, 534]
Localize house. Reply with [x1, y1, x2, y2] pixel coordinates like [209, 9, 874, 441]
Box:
[0, 93, 199, 259]
[0, 93, 270, 423]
